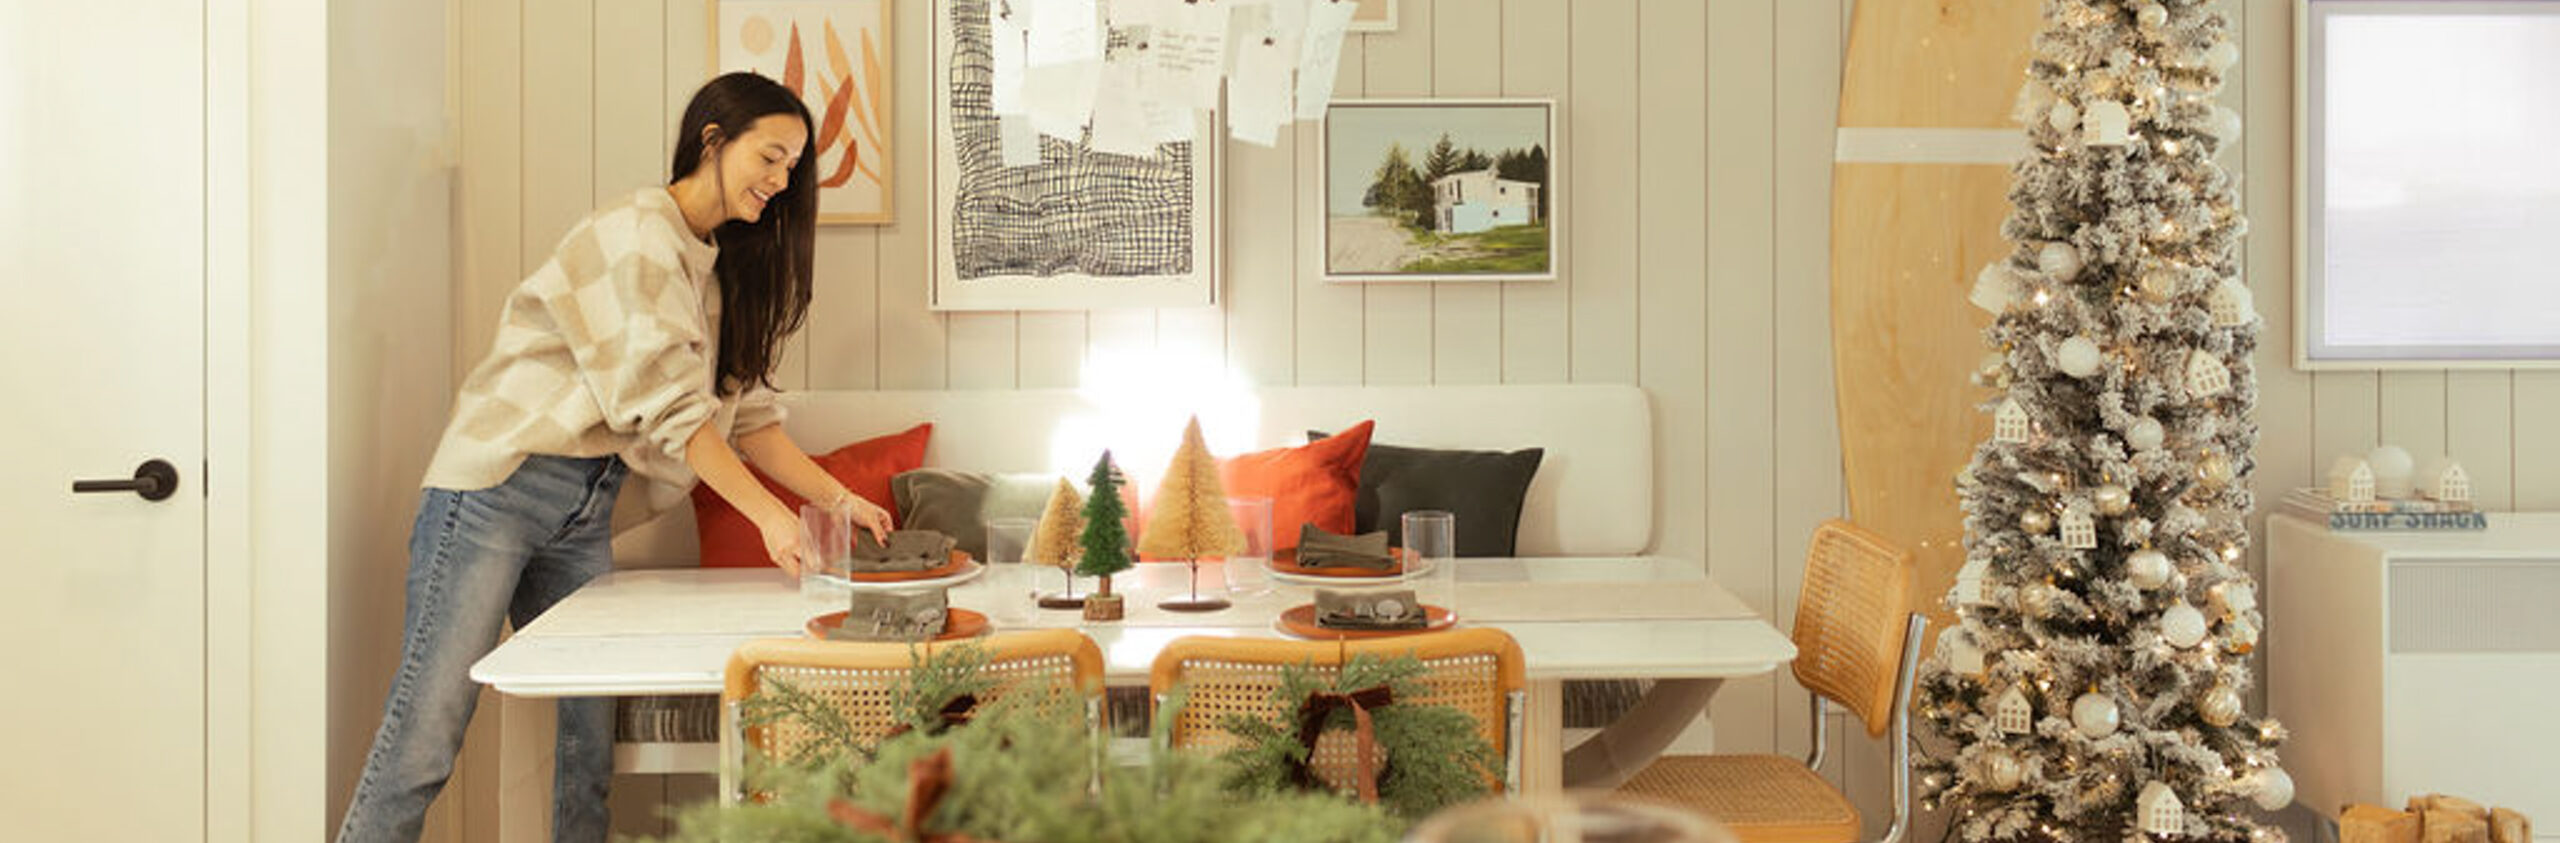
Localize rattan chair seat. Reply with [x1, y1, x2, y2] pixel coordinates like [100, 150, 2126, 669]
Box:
[1618, 754, 1860, 843]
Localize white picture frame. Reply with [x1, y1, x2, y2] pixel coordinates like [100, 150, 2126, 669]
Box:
[1320, 98, 1561, 283]
[928, 0, 1222, 311]
[1347, 0, 1398, 33]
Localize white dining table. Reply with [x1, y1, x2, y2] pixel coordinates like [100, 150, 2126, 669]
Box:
[469, 557, 1795, 842]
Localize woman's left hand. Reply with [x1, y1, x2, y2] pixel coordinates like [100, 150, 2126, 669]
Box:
[830, 491, 893, 544]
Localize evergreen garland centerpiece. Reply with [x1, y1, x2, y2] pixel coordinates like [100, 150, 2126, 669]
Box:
[1139, 418, 1248, 612]
[1215, 654, 1500, 822]
[1076, 452, 1136, 622]
[1917, 2, 2289, 841]
[1028, 478, 1089, 609]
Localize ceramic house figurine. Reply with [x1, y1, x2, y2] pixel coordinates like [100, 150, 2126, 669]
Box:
[1953, 558, 1993, 607]
[2209, 279, 2255, 326]
[2139, 782, 2186, 836]
[2328, 456, 2376, 503]
[2060, 503, 2098, 550]
[1994, 685, 2033, 734]
[2185, 350, 2231, 399]
[2419, 457, 2471, 503]
[1994, 398, 2031, 445]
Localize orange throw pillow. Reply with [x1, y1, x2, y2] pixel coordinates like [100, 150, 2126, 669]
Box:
[1217, 420, 1373, 553]
[692, 423, 933, 567]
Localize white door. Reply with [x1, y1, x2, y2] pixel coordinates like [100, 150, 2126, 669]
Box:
[0, 1, 208, 839]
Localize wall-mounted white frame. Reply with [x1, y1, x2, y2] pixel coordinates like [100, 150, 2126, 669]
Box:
[1319, 98, 1562, 283]
[2293, 0, 2560, 370]
[1347, 0, 1398, 32]
[928, 0, 1222, 311]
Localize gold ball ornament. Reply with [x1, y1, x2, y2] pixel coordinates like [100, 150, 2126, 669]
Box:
[2021, 509, 2055, 535]
[2127, 549, 2174, 590]
[2200, 684, 2244, 727]
[2198, 452, 2236, 487]
[2094, 484, 2132, 516]
[1978, 749, 2025, 791]
[2140, 267, 2182, 302]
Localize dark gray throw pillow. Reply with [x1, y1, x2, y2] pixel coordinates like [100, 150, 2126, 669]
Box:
[890, 469, 1057, 559]
[1310, 431, 1543, 557]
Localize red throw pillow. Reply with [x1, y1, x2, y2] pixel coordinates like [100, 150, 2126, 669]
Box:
[692, 423, 933, 567]
[1217, 420, 1373, 553]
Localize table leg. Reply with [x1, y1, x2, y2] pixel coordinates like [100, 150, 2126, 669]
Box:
[496, 693, 556, 843]
[1560, 678, 1722, 789]
[1518, 679, 1565, 796]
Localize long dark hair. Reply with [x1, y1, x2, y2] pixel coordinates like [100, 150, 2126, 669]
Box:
[671, 71, 818, 397]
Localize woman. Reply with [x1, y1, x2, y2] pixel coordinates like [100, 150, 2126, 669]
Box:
[336, 72, 891, 843]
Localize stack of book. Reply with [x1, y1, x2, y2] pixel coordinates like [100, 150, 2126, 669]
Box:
[2279, 488, 2488, 531]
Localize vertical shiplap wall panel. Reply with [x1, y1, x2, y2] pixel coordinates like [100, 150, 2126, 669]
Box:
[594, 8, 666, 204]
[1223, 107, 1298, 387]
[1297, 36, 1368, 386]
[946, 313, 1018, 388]
[2378, 373, 2447, 466]
[875, 0, 945, 388]
[1428, 0, 1505, 385]
[2446, 373, 2514, 510]
[2517, 374, 2560, 510]
[1360, 0, 1437, 386]
[1772, 0, 1849, 779]
[2311, 374, 2380, 474]
[456, 0, 523, 377]
[1565, 1, 1640, 386]
[1157, 306, 1227, 370]
[1700, 0, 1778, 758]
[1017, 313, 1089, 389]
[521, 0, 596, 276]
[1498, 0, 1570, 385]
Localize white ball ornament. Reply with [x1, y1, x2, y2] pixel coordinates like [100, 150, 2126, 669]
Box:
[2038, 241, 2084, 281]
[2253, 766, 2296, 811]
[2207, 105, 2243, 141]
[2367, 445, 2416, 498]
[2094, 483, 2132, 516]
[1979, 749, 2025, 791]
[2057, 336, 2105, 379]
[2162, 603, 2209, 648]
[2210, 582, 2258, 619]
[2136, 3, 2168, 30]
[1971, 263, 2019, 313]
[2049, 100, 2082, 133]
[2205, 42, 2241, 73]
[2127, 550, 2174, 590]
[2140, 267, 2182, 302]
[2127, 417, 2167, 452]
[2072, 693, 2121, 738]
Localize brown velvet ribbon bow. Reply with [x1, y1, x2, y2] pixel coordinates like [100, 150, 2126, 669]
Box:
[882, 693, 979, 741]
[827, 747, 988, 843]
[1289, 685, 1396, 804]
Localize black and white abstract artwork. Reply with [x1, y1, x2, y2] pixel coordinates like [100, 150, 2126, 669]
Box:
[932, 0, 1219, 311]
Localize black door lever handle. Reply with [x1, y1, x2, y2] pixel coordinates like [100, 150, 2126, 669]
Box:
[73, 459, 180, 502]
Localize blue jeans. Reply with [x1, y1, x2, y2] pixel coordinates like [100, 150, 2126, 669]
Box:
[337, 454, 626, 843]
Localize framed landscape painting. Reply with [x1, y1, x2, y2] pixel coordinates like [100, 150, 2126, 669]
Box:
[712, 0, 893, 224]
[1321, 99, 1559, 282]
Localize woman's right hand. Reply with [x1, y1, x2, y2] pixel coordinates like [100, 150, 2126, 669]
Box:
[754, 508, 808, 577]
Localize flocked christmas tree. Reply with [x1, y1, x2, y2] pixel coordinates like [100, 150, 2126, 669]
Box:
[1915, 2, 2291, 841]
[1075, 451, 1136, 621]
[1028, 478, 1088, 609]
[1139, 417, 1247, 612]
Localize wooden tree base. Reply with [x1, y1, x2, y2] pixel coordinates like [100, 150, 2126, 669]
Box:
[1081, 593, 1126, 621]
[1037, 591, 1087, 609]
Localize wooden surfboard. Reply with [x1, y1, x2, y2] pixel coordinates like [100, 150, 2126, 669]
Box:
[1830, 0, 2042, 641]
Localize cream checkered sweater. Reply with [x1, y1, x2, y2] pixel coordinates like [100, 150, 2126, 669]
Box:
[424, 187, 784, 524]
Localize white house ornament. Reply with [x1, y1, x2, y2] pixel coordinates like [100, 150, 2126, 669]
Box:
[2060, 504, 2099, 550]
[1994, 399, 2032, 444]
[2139, 782, 2187, 836]
[2057, 335, 2105, 379]
[2420, 456, 2472, 503]
[2072, 692, 2121, 738]
[1994, 686, 2034, 735]
[2082, 100, 2133, 146]
[2127, 549, 2173, 590]
[2038, 241, 2084, 281]
[2162, 603, 2209, 648]
[2329, 456, 2377, 502]
[2185, 350, 2232, 399]
[2209, 278, 2256, 326]
[1954, 558, 1993, 607]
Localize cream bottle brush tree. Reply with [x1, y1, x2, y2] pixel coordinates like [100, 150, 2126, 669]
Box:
[1139, 417, 1247, 612]
[1027, 477, 1087, 609]
[1916, 1, 2289, 841]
